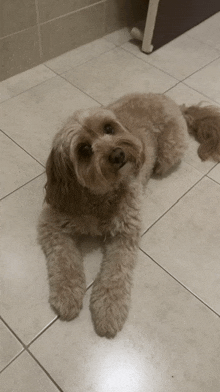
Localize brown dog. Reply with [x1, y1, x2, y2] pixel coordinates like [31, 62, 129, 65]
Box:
[38, 93, 220, 338]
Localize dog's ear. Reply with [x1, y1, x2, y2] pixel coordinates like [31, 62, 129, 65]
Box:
[45, 146, 74, 211]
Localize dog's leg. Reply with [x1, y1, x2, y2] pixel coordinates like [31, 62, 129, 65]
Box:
[90, 235, 138, 338]
[38, 222, 86, 320]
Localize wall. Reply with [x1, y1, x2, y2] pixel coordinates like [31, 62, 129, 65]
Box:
[0, 0, 148, 81]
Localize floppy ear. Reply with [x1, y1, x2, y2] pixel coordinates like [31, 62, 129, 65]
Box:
[45, 146, 74, 211]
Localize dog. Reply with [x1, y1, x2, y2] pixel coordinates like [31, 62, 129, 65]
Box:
[38, 92, 220, 338]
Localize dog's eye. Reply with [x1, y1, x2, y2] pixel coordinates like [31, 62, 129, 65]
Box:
[104, 124, 114, 135]
[78, 143, 93, 158]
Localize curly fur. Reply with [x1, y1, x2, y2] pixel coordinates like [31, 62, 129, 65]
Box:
[38, 92, 220, 338]
[181, 103, 220, 161]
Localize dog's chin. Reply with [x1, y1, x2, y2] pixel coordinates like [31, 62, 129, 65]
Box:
[77, 160, 137, 195]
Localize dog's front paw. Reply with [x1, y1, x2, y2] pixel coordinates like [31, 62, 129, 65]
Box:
[90, 279, 130, 338]
[49, 280, 86, 321]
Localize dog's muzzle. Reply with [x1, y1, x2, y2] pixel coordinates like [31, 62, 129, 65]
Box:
[108, 148, 126, 168]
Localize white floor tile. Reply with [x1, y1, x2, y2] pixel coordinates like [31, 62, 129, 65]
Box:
[0, 65, 56, 103]
[187, 12, 220, 50]
[45, 38, 115, 74]
[0, 76, 99, 165]
[1, 175, 56, 344]
[166, 82, 218, 106]
[30, 251, 220, 392]
[184, 58, 220, 104]
[208, 164, 220, 184]
[63, 47, 177, 105]
[141, 178, 220, 315]
[122, 34, 220, 80]
[0, 131, 44, 199]
[0, 320, 23, 372]
[1, 351, 59, 392]
[141, 161, 202, 231]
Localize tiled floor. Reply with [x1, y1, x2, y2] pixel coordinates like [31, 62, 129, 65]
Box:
[1, 13, 220, 392]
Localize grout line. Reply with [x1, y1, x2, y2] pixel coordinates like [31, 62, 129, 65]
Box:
[44, 43, 117, 76]
[0, 316, 27, 349]
[181, 81, 220, 106]
[43, 63, 62, 74]
[0, 172, 45, 201]
[35, 0, 43, 58]
[141, 162, 219, 238]
[180, 55, 220, 82]
[27, 317, 58, 348]
[0, 0, 105, 41]
[0, 73, 57, 106]
[39, 0, 105, 26]
[118, 45, 180, 82]
[57, 44, 179, 106]
[59, 73, 103, 106]
[0, 25, 37, 40]
[141, 174, 205, 237]
[206, 175, 220, 187]
[1, 34, 219, 109]
[120, 39, 220, 85]
[25, 348, 65, 391]
[0, 316, 63, 390]
[103, 0, 108, 35]
[118, 44, 184, 83]
[0, 351, 25, 375]
[0, 54, 105, 109]
[139, 248, 220, 319]
[163, 81, 182, 94]
[0, 129, 45, 168]
[206, 162, 219, 175]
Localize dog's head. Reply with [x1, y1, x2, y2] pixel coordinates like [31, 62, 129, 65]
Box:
[45, 107, 145, 209]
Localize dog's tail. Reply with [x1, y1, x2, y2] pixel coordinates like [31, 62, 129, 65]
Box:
[180, 103, 220, 162]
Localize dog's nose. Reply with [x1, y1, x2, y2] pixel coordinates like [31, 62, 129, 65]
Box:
[109, 148, 125, 167]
